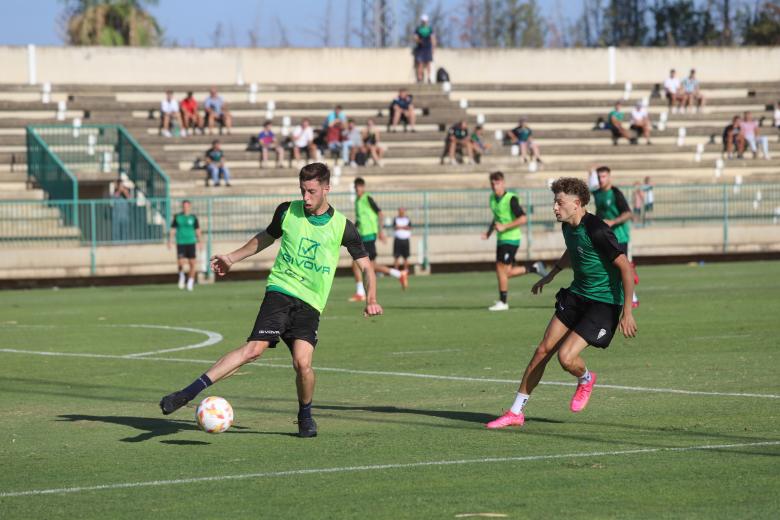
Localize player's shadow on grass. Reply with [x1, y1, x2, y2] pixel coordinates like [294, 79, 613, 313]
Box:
[57, 414, 252, 443]
[317, 405, 563, 426]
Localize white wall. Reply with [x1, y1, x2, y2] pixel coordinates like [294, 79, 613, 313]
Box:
[3, 46, 779, 86]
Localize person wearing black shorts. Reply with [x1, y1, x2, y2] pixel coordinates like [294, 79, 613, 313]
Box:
[487, 177, 637, 429]
[392, 207, 412, 271]
[168, 200, 201, 291]
[159, 163, 383, 438]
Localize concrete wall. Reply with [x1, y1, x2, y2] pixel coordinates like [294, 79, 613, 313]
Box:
[3, 224, 779, 280]
[2, 46, 779, 86]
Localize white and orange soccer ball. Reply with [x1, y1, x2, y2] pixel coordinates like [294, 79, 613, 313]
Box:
[196, 396, 234, 434]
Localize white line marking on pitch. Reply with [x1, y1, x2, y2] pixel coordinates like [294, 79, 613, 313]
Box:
[110, 324, 223, 358]
[1, 441, 778, 498]
[391, 348, 463, 355]
[0, 348, 778, 400]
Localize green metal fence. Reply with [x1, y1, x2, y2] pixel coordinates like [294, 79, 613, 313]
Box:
[25, 124, 171, 246]
[2, 183, 780, 274]
[25, 128, 79, 227]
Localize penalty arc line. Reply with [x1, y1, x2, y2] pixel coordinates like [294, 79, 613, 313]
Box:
[1, 440, 778, 498]
[104, 324, 223, 358]
[0, 348, 779, 400]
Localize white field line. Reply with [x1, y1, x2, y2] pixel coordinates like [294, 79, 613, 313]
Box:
[105, 324, 223, 358]
[391, 348, 463, 355]
[1, 441, 778, 498]
[1, 348, 779, 400]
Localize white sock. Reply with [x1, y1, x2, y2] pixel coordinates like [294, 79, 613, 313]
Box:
[510, 392, 529, 415]
[578, 369, 592, 385]
[356, 282, 365, 296]
[632, 292, 639, 303]
[186, 277, 194, 290]
[388, 268, 402, 279]
[178, 272, 185, 282]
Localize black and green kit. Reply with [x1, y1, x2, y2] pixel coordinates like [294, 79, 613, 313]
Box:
[592, 187, 631, 244]
[554, 213, 626, 348]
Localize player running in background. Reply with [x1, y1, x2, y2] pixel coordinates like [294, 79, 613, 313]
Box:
[160, 163, 383, 438]
[486, 177, 637, 429]
[167, 200, 201, 291]
[481, 171, 547, 311]
[592, 166, 640, 308]
[393, 207, 412, 272]
[349, 177, 408, 301]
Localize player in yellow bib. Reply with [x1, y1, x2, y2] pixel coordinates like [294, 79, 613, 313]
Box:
[160, 163, 383, 438]
[481, 171, 547, 311]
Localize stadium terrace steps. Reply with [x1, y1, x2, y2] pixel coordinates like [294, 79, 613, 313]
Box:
[1, 81, 779, 202]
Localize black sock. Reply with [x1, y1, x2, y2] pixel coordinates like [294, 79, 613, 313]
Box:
[181, 373, 213, 401]
[298, 401, 312, 420]
[499, 291, 508, 304]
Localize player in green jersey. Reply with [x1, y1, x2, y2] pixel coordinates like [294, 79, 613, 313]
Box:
[160, 163, 383, 438]
[486, 177, 637, 429]
[349, 177, 408, 302]
[167, 200, 202, 291]
[592, 166, 640, 308]
[481, 171, 547, 311]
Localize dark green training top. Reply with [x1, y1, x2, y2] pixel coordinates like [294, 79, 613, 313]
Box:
[592, 186, 631, 244]
[563, 213, 625, 305]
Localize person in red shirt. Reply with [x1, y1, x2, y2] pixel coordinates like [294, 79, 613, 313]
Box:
[180, 91, 203, 134]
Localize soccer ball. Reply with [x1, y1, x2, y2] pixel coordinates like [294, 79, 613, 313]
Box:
[196, 396, 234, 434]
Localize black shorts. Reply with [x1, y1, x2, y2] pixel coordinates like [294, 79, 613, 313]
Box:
[246, 291, 320, 350]
[363, 239, 377, 261]
[176, 244, 196, 259]
[554, 288, 622, 349]
[496, 244, 519, 265]
[393, 238, 410, 259]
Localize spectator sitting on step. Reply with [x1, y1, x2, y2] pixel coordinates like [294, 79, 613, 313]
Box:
[326, 119, 346, 164]
[257, 120, 284, 168]
[204, 139, 231, 187]
[663, 69, 683, 113]
[607, 101, 632, 145]
[325, 105, 347, 128]
[509, 118, 542, 162]
[344, 119, 364, 167]
[681, 69, 705, 113]
[180, 91, 203, 135]
[292, 118, 318, 164]
[363, 119, 385, 167]
[161, 90, 185, 137]
[630, 102, 652, 145]
[470, 124, 490, 163]
[442, 120, 474, 165]
[204, 87, 232, 135]
[390, 88, 416, 132]
[739, 111, 771, 160]
[722, 115, 745, 159]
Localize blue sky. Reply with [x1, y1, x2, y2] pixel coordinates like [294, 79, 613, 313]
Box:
[3, 0, 584, 47]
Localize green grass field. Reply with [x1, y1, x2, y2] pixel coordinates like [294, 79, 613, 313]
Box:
[1, 262, 779, 519]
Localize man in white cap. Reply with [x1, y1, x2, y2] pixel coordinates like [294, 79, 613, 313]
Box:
[413, 14, 436, 83]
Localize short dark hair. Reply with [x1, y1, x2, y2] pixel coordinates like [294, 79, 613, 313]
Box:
[596, 165, 611, 175]
[299, 162, 330, 185]
[263, 120, 272, 126]
[551, 177, 590, 206]
[211, 139, 220, 145]
[182, 199, 191, 205]
[187, 91, 193, 97]
[489, 171, 504, 181]
[354, 177, 366, 187]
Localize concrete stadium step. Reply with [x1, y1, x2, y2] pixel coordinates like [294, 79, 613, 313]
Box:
[466, 105, 770, 117]
[448, 81, 780, 91]
[457, 97, 780, 109]
[449, 88, 758, 102]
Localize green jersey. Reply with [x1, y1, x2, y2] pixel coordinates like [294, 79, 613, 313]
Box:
[355, 193, 380, 242]
[265, 201, 348, 313]
[171, 213, 199, 245]
[593, 187, 631, 244]
[490, 191, 523, 245]
[563, 213, 625, 305]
